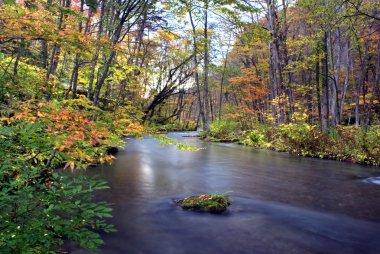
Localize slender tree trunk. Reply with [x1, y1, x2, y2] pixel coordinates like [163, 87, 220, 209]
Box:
[13, 39, 25, 77]
[203, 0, 210, 131]
[328, 30, 339, 127]
[321, 32, 329, 131]
[281, 0, 294, 119]
[40, 40, 48, 69]
[210, 93, 215, 122]
[45, 0, 71, 99]
[355, 79, 360, 127]
[267, 0, 284, 123]
[65, 54, 80, 99]
[40, 0, 52, 70]
[339, 44, 350, 123]
[362, 41, 370, 125]
[363, 40, 380, 127]
[316, 58, 322, 128]
[188, 7, 205, 128]
[303, 70, 313, 124]
[268, 43, 278, 124]
[355, 41, 369, 126]
[94, 51, 115, 106]
[88, 1, 105, 100]
[67, 0, 87, 99]
[93, 0, 147, 106]
[218, 35, 231, 121]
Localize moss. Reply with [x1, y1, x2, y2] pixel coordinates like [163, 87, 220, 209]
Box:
[176, 194, 231, 214]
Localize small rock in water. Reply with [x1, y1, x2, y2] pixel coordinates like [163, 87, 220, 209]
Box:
[176, 194, 231, 214]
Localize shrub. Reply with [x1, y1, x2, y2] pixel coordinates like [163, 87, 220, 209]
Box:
[239, 123, 380, 166]
[207, 120, 238, 141]
[348, 126, 380, 166]
[362, 126, 380, 165]
[272, 123, 327, 157]
[0, 99, 126, 252]
[241, 129, 267, 147]
[0, 173, 115, 253]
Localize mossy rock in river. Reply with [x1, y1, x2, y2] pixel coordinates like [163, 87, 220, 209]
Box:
[176, 194, 231, 214]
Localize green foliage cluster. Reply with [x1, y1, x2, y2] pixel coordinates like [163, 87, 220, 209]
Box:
[0, 55, 45, 101]
[240, 125, 269, 148]
[203, 121, 380, 166]
[272, 123, 326, 157]
[326, 126, 380, 165]
[0, 173, 114, 253]
[176, 194, 231, 214]
[0, 98, 128, 252]
[201, 120, 238, 142]
[265, 124, 380, 165]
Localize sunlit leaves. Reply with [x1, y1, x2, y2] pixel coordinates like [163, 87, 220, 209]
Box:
[0, 2, 109, 54]
[6, 97, 125, 170]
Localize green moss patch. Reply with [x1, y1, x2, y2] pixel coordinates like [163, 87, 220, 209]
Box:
[176, 194, 231, 214]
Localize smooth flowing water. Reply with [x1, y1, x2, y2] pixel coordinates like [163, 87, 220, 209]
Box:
[72, 132, 380, 254]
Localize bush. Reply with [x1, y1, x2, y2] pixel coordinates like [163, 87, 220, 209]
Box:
[0, 99, 126, 252]
[361, 126, 380, 165]
[333, 126, 380, 166]
[0, 173, 115, 253]
[237, 123, 380, 166]
[207, 120, 238, 141]
[240, 125, 270, 147]
[273, 123, 327, 157]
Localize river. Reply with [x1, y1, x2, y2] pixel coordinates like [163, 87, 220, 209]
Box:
[72, 132, 380, 254]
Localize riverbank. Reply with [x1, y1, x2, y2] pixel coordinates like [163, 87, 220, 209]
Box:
[201, 121, 380, 167]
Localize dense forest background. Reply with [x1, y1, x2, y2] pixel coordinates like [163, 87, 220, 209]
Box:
[0, 0, 379, 252]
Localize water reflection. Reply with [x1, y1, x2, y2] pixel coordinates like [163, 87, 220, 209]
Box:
[74, 132, 380, 254]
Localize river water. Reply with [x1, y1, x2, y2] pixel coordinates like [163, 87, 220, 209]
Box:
[72, 132, 380, 254]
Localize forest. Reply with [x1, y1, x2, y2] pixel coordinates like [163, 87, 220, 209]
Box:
[0, 0, 379, 252]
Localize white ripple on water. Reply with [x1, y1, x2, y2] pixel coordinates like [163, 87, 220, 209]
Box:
[363, 177, 380, 185]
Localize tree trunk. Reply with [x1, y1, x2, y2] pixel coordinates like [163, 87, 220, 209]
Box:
[88, 1, 105, 100]
[93, 0, 147, 106]
[203, 0, 210, 131]
[355, 41, 369, 126]
[339, 44, 350, 123]
[321, 32, 329, 131]
[94, 51, 116, 106]
[363, 40, 380, 127]
[268, 43, 278, 124]
[219, 35, 231, 121]
[45, 0, 71, 99]
[316, 58, 322, 128]
[13, 39, 25, 77]
[40, 40, 48, 69]
[328, 30, 339, 127]
[188, 7, 205, 129]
